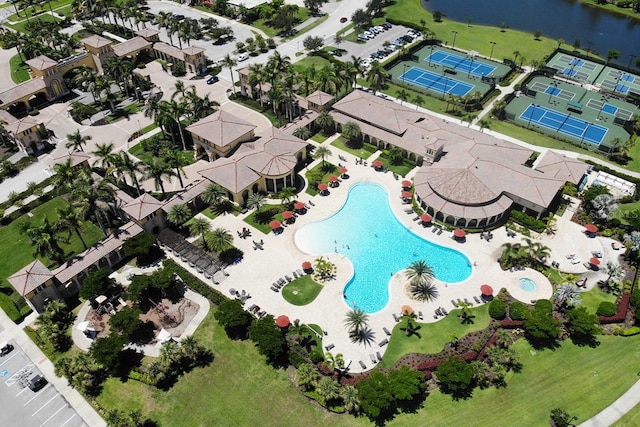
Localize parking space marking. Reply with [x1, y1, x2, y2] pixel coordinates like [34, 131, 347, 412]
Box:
[41, 403, 68, 425]
[0, 351, 21, 367]
[59, 413, 78, 427]
[24, 384, 50, 405]
[32, 391, 58, 415]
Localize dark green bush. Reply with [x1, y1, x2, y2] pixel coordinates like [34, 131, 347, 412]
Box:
[630, 289, 640, 308]
[489, 299, 507, 320]
[534, 299, 553, 314]
[596, 301, 618, 317]
[510, 210, 546, 233]
[509, 301, 529, 320]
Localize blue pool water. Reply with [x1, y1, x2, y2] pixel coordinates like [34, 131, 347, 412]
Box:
[295, 182, 472, 313]
[519, 277, 537, 292]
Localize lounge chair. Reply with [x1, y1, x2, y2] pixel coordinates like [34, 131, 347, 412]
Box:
[432, 227, 438, 233]
[383, 327, 391, 336]
[413, 216, 420, 221]
[285, 275, 293, 282]
[376, 351, 382, 361]
[325, 343, 335, 351]
[393, 313, 400, 322]
[405, 208, 413, 213]
[293, 271, 299, 279]
[359, 360, 367, 369]
[418, 311, 424, 320]
[270, 286, 279, 292]
[474, 296, 481, 304]
[442, 309, 448, 315]
[296, 269, 304, 276]
[437, 228, 443, 235]
[248, 304, 256, 311]
[464, 298, 470, 304]
[451, 299, 457, 306]
[378, 339, 389, 347]
[370, 353, 377, 363]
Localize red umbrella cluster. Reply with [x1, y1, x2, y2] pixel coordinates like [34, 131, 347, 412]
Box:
[420, 213, 432, 223]
[402, 180, 412, 188]
[276, 315, 290, 328]
[318, 183, 328, 191]
[589, 257, 601, 266]
[269, 220, 282, 229]
[585, 224, 598, 233]
[329, 175, 339, 183]
[480, 284, 493, 295]
[294, 201, 306, 211]
[282, 211, 294, 220]
[338, 166, 348, 175]
[453, 228, 466, 238]
[401, 191, 413, 200]
[372, 160, 383, 168]
[302, 261, 312, 271]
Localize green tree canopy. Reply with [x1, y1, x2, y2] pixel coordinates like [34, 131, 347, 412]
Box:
[108, 306, 143, 339]
[248, 315, 287, 366]
[90, 334, 125, 372]
[123, 232, 156, 258]
[436, 356, 474, 396]
[214, 299, 253, 339]
[79, 268, 118, 301]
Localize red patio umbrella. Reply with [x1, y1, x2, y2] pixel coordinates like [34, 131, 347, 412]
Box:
[401, 191, 413, 199]
[372, 160, 383, 168]
[338, 167, 348, 175]
[401, 180, 412, 188]
[329, 175, 339, 182]
[276, 315, 290, 328]
[282, 211, 294, 219]
[269, 220, 282, 229]
[480, 284, 493, 295]
[585, 224, 598, 233]
[318, 183, 328, 191]
[401, 305, 413, 315]
[294, 201, 306, 210]
[589, 257, 601, 266]
[454, 228, 466, 238]
[302, 261, 312, 270]
[420, 213, 432, 223]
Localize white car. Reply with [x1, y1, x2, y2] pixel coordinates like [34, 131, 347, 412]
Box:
[375, 26, 385, 33]
[357, 34, 369, 41]
[363, 30, 375, 38]
[237, 53, 249, 62]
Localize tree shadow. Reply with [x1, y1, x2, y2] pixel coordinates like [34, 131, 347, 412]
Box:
[114, 349, 144, 380]
[570, 334, 600, 348]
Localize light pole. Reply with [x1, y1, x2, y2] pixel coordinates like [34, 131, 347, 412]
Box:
[403, 63, 408, 87]
[451, 31, 458, 49]
[468, 54, 474, 78]
[597, 96, 607, 120]
[489, 41, 496, 60]
[527, 104, 537, 128]
[548, 81, 558, 103]
[428, 44, 434, 67]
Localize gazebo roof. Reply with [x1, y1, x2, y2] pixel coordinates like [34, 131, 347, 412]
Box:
[8, 260, 53, 296]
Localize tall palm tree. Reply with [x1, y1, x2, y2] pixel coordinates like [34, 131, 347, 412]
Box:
[167, 100, 189, 151]
[222, 54, 238, 94]
[115, 152, 144, 196]
[397, 89, 409, 105]
[65, 129, 92, 152]
[349, 325, 375, 346]
[405, 260, 435, 285]
[295, 363, 319, 391]
[206, 227, 233, 253]
[348, 55, 364, 90]
[315, 377, 340, 405]
[201, 183, 226, 206]
[341, 385, 360, 413]
[409, 281, 439, 302]
[246, 193, 266, 212]
[344, 308, 369, 335]
[189, 217, 211, 250]
[553, 283, 581, 309]
[604, 261, 623, 284]
[71, 175, 115, 234]
[342, 121, 361, 146]
[23, 217, 69, 263]
[52, 158, 85, 191]
[163, 149, 187, 188]
[57, 202, 88, 250]
[366, 61, 389, 95]
[92, 142, 115, 169]
[143, 159, 176, 198]
[292, 126, 311, 140]
[167, 203, 192, 227]
[315, 111, 335, 135]
[313, 145, 332, 168]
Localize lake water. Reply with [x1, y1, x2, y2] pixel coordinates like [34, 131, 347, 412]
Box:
[422, 0, 640, 67]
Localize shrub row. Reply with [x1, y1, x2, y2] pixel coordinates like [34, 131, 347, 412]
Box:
[621, 326, 640, 336]
[599, 293, 631, 324]
[499, 319, 524, 328]
[1, 192, 54, 225]
[508, 301, 529, 320]
[162, 259, 228, 306]
[509, 210, 546, 233]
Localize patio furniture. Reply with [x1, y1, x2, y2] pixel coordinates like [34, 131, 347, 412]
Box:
[376, 351, 382, 361]
[285, 275, 293, 282]
[378, 339, 389, 347]
[393, 313, 400, 322]
[418, 311, 423, 320]
[325, 343, 335, 351]
[271, 286, 279, 292]
[451, 299, 457, 306]
[370, 354, 377, 363]
[359, 361, 367, 369]
[474, 296, 481, 304]
[293, 271, 299, 279]
[383, 327, 391, 336]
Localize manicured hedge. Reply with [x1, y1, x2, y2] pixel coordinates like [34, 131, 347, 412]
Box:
[499, 319, 524, 328]
[599, 293, 631, 324]
[596, 301, 618, 317]
[509, 301, 529, 320]
[621, 326, 640, 336]
[162, 259, 227, 306]
[631, 289, 640, 308]
[488, 299, 507, 320]
[510, 210, 546, 233]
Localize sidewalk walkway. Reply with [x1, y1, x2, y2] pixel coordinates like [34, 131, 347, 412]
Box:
[579, 379, 640, 426]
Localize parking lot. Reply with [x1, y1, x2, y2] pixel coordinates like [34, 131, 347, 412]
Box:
[331, 24, 416, 66]
[0, 340, 87, 427]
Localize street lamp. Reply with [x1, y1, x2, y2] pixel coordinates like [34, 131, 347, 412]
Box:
[451, 31, 458, 49]
[403, 63, 408, 86]
[527, 104, 538, 128]
[548, 81, 558, 103]
[489, 41, 496, 60]
[428, 44, 434, 67]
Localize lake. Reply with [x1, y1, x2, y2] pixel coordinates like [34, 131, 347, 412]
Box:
[422, 0, 640, 67]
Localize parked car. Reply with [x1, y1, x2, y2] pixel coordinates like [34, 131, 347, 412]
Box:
[0, 341, 14, 356]
[375, 26, 385, 33]
[383, 22, 392, 30]
[363, 30, 375, 38]
[29, 375, 48, 392]
[206, 76, 219, 84]
[340, 17, 348, 23]
[172, 13, 185, 20]
[357, 34, 369, 42]
[237, 53, 249, 62]
[329, 50, 343, 57]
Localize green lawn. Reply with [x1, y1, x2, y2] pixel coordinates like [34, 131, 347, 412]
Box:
[6, 13, 60, 33]
[304, 161, 338, 196]
[378, 305, 491, 368]
[96, 311, 368, 427]
[282, 275, 323, 305]
[251, 8, 311, 38]
[128, 140, 194, 167]
[373, 154, 415, 177]
[0, 197, 104, 281]
[616, 200, 640, 225]
[579, 286, 617, 314]
[388, 336, 640, 426]
[9, 54, 30, 83]
[330, 137, 377, 160]
[310, 132, 329, 143]
[293, 54, 333, 72]
[614, 403, 640, 427]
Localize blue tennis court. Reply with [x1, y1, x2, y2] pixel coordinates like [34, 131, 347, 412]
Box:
[602, 103, 618, 115]
[520, 104, 608, 145]
[401, 67, 474, 96]
[426, 50, 496, 77]
[570, 58, 585, 67]
[621, 74, 635, 83]
[545, 86, 561, 96]
[562, 68, 578, 77]
[616, 84, 630, 93]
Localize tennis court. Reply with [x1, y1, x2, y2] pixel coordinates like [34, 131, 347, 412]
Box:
[585, 98, 635, 120]
[529, 81, 576, 101]
[546, 52, 604, 83]
[425, 50, 496, 77]
[400, 67, 474, 96]
[520, 104, 608, 145]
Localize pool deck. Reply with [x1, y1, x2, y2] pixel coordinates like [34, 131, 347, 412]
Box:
[173, 133, 615, 373]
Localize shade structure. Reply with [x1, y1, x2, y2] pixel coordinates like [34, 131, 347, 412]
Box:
[454, 228, 466, 238]
[294, 202, 305, 210]
[302, 261, 312, 270]
[269, 220, 282, 229]
[589, 257, 601, 266]
[401, 180, 412, 188]
[420, 213, 432, 223]
[585, 224, 598, 233]
[318, 183, 328, 191]
[95, 295, 107, 304]
[372, 160, 383, 168]
[276, 315, 290, 328]
[328, 175, 338, 182]
[401, 191, 413, 200]
[282, 211, 294, 219]
[480, 284, 493, 295]
[401, 305, 413, 315]
[338, 167, 348, 174]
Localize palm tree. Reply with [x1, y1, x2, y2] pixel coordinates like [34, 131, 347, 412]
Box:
[246, 192, 266, 212]
[295, 363, 319, 391]
[405, 260, 435, 285]
[366, 61, 389, 95]
[349, 325, 375, 346]
[315, 111, 335, 135]
[456, 301, 475, 324]
[179, 335, 201, 361]
[167, 203, 192, 227]
[397, 89, 409, 105]
[553, 284, 581, 309]
[591, 194, 618, 220]
[342, 121, 361, 146]
[604, 261, 623, 284]
[413, 94, 424, 111]
[52, 158, 83, 191]
[65, 129, 91, 152]
[409, 281, 439, 302]
[313, 145, 332, 168]
[344, 308, 369, 335]
[115, 152, 144, 196]
[315, 377, 340, 405]
[23, 217, 69, 263]
[71, 175, 115, 234]
[57, 202, 88, 250]
[189, 217, 211, 250]
[201, 183, 226, 206]
[222, 54, 238, 94]
[92, 142, 115, 170]
[167, 100, 189, 151]
[495, 329, 512, 348]
[143, 159, 176, 197]
[341, 385, 360, 413]
[292, 126, 311, 140]
[400, 311, 421, 337]
[163, 149, 187, 188]
[206, 227, 233, 253]
[500, 242, 526, 268]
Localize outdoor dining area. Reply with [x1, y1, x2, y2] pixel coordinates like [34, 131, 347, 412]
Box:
[452, 228, 466, 242]
[585, 224, 598, 238]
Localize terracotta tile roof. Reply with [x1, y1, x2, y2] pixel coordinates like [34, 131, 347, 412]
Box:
[113, 36, 151, 57]
[81, 35, 112, 49]
[0, 79, 47, 108]
[154, 42, 184, 60]
[186, 110, 256, 148]
[50, 152, 91, 168]
[534, 151, 588, 184]
[162, 179, 210, 212]
[136, 28, 160, 38]
[182, 46, 205, 55]
[4, 115, 39, 135]
[306, 90, 334, 106]
[122, 193, 164, 221]
[53, 222, 143, 284]
[8, 260, 54, 297]
[25, 55, 57, 70]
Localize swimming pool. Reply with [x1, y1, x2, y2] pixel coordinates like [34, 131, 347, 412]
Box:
[519, 277, 537, 292]
[295, 182, 472, 313]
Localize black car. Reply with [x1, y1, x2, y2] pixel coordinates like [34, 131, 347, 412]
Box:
[0, 342, 14, 356]
[206, 76, 219, 84]
[29, 375, 48, 392]
[172, 13, 185, 20]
